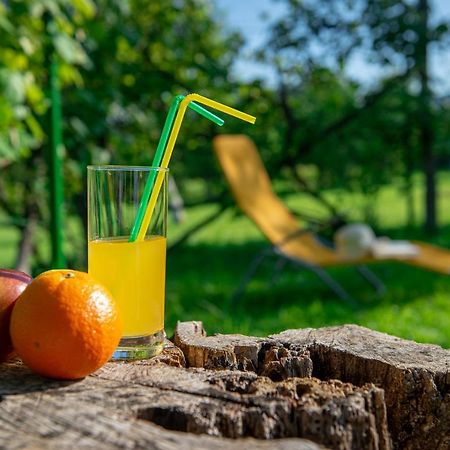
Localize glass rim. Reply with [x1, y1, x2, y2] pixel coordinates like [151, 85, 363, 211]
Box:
[87, 165, 169, 172]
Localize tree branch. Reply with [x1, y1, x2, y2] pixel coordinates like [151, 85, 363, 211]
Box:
[281, 68, 414, 167]
[168, 204, 229, 251]
[287, 165, 342, 218]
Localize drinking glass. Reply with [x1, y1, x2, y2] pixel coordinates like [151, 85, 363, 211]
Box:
[87, 166, 168, 360]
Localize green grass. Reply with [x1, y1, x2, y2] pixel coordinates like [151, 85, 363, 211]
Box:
[164, 222, 450, 348]
[164, 172, 450, 348]
[1, 173, 450, 348]
[0, 215, 21, 267]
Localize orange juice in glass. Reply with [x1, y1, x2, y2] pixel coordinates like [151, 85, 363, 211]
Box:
[87, 166, 168, 360]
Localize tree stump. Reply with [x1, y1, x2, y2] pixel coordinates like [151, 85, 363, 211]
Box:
[1, 322, 449, 450]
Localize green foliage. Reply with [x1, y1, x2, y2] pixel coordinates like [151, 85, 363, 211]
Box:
[0, 0, 96, 259]
[260, 0, 449, 223]
[0, 0, 92, 163]
[0, 0, 261, 268]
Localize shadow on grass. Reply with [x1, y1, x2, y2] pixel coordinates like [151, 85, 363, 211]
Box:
[166, 237, 450, 347]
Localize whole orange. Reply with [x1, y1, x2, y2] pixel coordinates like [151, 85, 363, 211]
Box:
[10, 270, 122, 380]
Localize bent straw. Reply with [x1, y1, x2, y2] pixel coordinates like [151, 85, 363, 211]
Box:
[135, 93, 256, 242]
[129, 95, 224, 242]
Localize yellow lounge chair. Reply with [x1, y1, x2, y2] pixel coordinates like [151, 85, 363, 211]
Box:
[213, 134, 450, 302]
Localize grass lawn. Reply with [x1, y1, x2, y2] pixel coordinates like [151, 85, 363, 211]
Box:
[165, 172, 450, 348]
[1, 172, 450, 348]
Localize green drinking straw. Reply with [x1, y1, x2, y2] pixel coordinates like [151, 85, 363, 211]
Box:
[128, 95, 224, 242]
[135, 93, 256, 242]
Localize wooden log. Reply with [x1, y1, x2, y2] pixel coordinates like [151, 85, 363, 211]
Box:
[2, 322, 448, 450]
[271, 325, 450, 450]
[95, 362, 389, 449]
[0, 334, 388, 450]
[173, 321, 313, 378]
[173, 321, 265, 371]
[174, 321, 450, 450]
[0, 360, 322, 450]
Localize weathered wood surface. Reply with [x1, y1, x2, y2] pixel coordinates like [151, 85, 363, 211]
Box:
[1, 323, 449, 450]
[96, 362, 389, 449]
[174, 321, 450, 450]
[0, 344, 322, 450]
[271, 325, 450, 450]
[174, 320, 313, 377]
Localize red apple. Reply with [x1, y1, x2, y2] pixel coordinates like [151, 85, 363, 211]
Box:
[0, 269, 32, 362]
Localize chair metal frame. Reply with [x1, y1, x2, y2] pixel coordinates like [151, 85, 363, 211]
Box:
[232, 226, 386, 305]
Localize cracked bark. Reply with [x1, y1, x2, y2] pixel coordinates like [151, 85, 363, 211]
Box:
[174, 321, 450, 450]
[1, 323, 449, 450]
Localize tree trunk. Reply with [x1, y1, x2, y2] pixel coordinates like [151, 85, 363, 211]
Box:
[174, 321, 450, 450]
[2, 322, 449, 449]
[14, 148, 41, 274]
[417, 0, 436, 233]
[14, 215, 36, 274]
[403, 121, 416, 227]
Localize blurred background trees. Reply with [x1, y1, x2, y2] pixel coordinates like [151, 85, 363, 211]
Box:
[0, 0, 449, 273]
[261, 0, 449, 231]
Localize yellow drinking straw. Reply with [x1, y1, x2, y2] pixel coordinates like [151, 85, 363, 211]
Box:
[135, 93, 256, 241]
